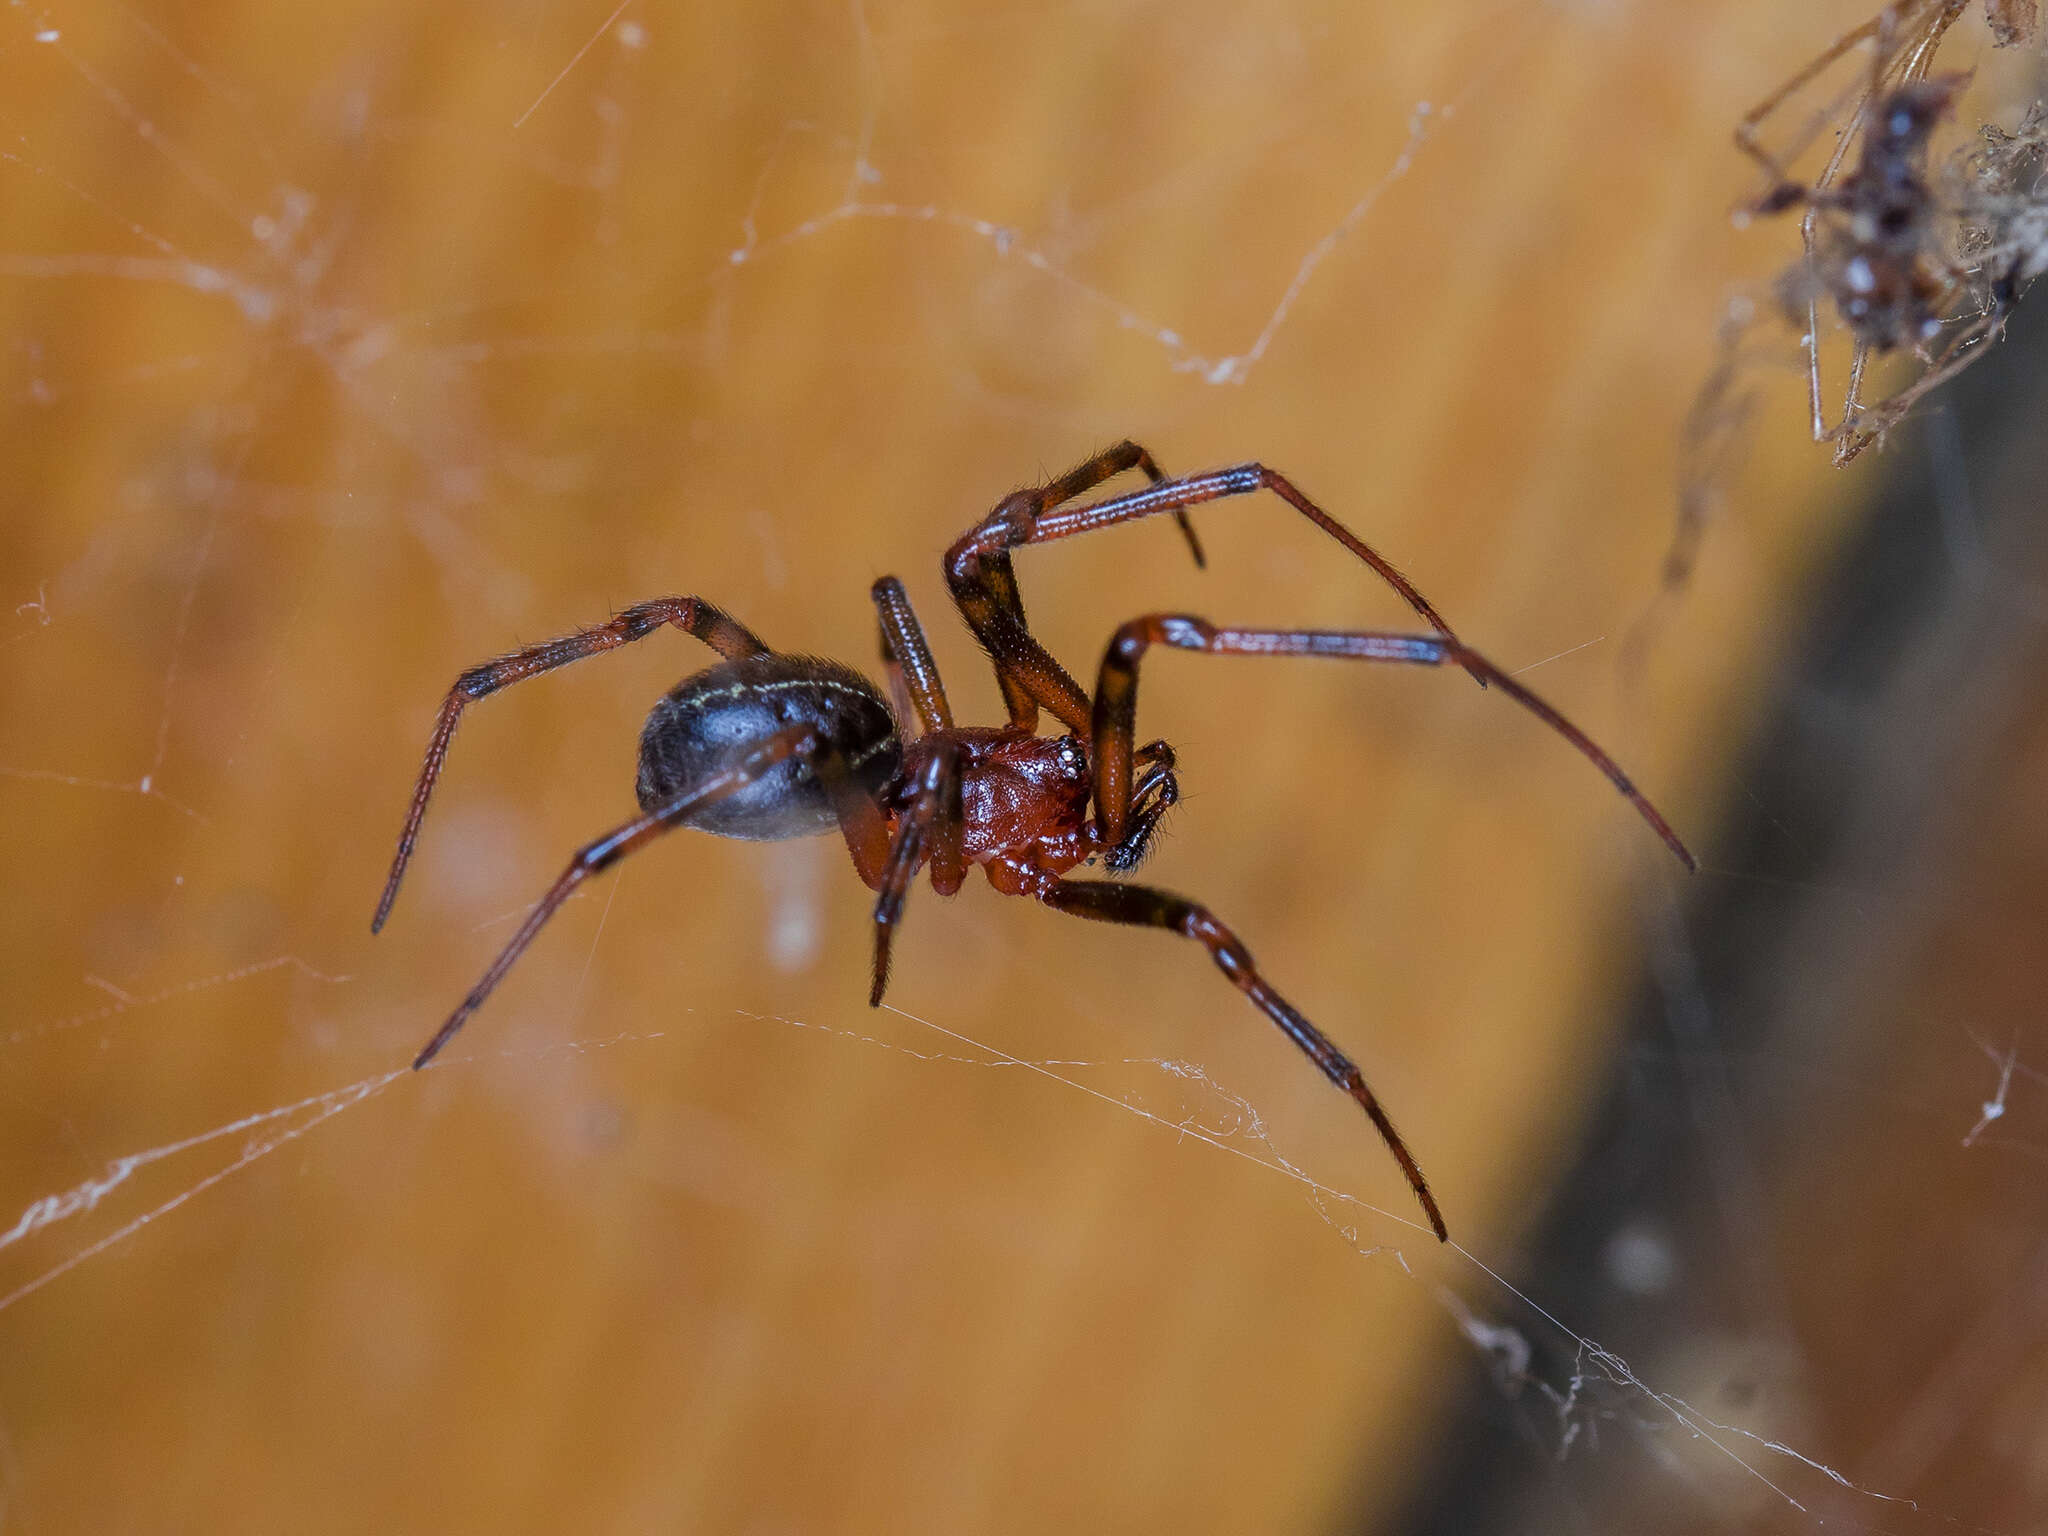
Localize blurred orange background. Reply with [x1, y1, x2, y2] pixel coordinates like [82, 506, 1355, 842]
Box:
[3, 1, 2043, 1531]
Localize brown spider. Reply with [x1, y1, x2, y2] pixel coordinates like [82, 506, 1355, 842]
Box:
[371, 444, 1696, 1242]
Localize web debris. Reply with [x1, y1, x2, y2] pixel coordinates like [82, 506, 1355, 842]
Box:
[0, 962, 1975, 1533]
[717, 0, 1540, 387]
[0, 1069, 404, 1315]
[864, 1000, 1946, 1524]
[513, 0, 640, 131]
[4, 955, 350, 1049]
[1727, 1, 2048, 464]
[1963, 1026, 2038, 1146]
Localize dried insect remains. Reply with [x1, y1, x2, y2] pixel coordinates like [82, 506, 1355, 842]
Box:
[1735, 0, 2046, 462]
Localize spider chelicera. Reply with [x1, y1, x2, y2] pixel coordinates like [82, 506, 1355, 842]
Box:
[372, 443, 1696, 1241]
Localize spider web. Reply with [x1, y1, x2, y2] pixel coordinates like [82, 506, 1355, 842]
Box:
[2, 0, 2041, 1531]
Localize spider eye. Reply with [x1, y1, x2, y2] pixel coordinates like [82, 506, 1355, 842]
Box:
[1056, 737, 1085, 771]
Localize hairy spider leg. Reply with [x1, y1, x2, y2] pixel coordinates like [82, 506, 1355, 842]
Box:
[871, 576, 954, 734]
[372, 596, 770, 933]
[1088, 616, 1697, 871]
[946, 441, 1191, 732]
[1036, 877, 1448, 1243]
[866, 577, 968, 1003]
[411, 723, 887, 1070]
[875, 595, 921, 737]
[946, 456, 1487, 742]
[1037, 438, 1205, 566]
[869, 738, 965, 1007]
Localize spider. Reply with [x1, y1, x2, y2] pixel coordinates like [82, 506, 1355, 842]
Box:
[371, 443, 1696, 1242]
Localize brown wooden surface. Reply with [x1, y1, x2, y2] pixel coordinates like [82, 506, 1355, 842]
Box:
[0, 2, 1959, 1531]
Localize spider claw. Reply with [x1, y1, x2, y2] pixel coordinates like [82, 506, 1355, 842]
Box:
[1422, 1196, 1449, 1243]
[1341, 1066, 1449, 1241]
[370, 860, 407, 933]
[412, 1005, 470, 1069]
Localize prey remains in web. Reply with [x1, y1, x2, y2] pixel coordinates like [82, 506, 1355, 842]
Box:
[1733, 0, 2048, 463]
[371, 444, 1696, 1242]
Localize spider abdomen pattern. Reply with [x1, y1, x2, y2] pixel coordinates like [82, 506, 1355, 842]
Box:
[634, 654, 900, 840]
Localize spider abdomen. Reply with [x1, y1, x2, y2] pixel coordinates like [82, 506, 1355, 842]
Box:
[635, 654, 900, 839]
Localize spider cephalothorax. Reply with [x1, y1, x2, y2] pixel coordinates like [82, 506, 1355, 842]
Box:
[373, 443, 1694, 1242]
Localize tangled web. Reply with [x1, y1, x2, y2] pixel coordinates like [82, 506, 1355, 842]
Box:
[3, 1, 2042, 1530]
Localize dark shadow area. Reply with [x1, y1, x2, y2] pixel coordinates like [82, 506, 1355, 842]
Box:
[1382, 289, 2048, 1534]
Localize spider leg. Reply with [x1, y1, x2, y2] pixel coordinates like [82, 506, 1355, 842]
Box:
[1088, 616, 1696, 871]
[871, 577, 955, 734]
[813, 732, 896, 894]
[1834, 303, 2002, 461]
[947, 459, 1484, 738]
[868, 739, 963, 1006]
[373, 597, 770, 933]
[1035, 876, 1447, 1243]
[1035, 439, 1205, 568]
[876, 618, 919, 739]
[411, 722, 863, 1069]
[946, 442, 1190, 732]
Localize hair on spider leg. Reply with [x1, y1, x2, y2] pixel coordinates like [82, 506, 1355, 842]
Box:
[1099, 738, 1178, 873]
[371, 446, 1697, 1243]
